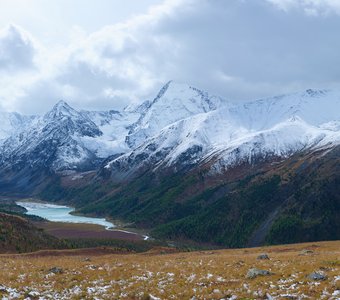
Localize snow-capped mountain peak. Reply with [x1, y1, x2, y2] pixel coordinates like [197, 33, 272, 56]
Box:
[105, 85, 340, 179]
[151, 80, 220, 111]
[1, 83, 340, 182]
[126, 81, 223, 148]
[45, 100, 81, 120]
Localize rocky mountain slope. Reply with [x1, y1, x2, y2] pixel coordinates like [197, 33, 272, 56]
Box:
[71, 144, 339, 247]
[104, 87, 340, 180]
[0, 81, 339, 246]
[0, 100, 141, 192]
[0, 82, 339, 184]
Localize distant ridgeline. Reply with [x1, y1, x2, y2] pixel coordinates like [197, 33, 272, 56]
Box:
[0, 83, 339, 247]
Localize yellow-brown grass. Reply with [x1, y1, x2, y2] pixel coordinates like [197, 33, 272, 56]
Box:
[0, 240, 339, 299]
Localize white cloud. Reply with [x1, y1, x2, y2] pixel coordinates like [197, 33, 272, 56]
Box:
[0, 0, 188, 113]
[0, 24, 36, 72]
[49, 0, 190, 111]
[1, 0, 340, 114]
[267, 0, 340, 15]
[266, 0, 297, 11]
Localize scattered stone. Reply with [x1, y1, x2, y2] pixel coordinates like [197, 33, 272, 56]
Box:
[266, 293, 274, 300]
[246, 268, 273, 279]
[280, 294, 298, 299]
[257, 253, 270, 260]
[299, 249, 314, 255]
[307, 271, 327, 281]
[48, 267, 63, 274]
[87, 265, 98, 270]
[235, 260, 245, 266]
[0, 285, 7, 292]
[28, 291, 40, 298]
[149, 294, 161, 300]
[83, 257, 91, 262]
[221, 295, 237, 300]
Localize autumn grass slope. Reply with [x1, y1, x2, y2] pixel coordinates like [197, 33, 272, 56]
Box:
[0, 240, 339, 299]
[0, 212, 63, 253]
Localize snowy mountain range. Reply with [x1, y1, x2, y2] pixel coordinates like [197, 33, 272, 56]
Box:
[1, 81, 339, 247]
[105, 83, 340, 179]
[0, 81, 339, 184]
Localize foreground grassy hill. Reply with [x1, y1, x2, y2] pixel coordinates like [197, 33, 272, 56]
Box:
[0, 240, 339, 299]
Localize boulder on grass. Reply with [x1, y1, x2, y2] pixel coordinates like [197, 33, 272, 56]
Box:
[246, 268, 273, 279]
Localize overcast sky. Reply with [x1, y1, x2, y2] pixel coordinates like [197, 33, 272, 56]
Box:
[1, 0, 340, 114]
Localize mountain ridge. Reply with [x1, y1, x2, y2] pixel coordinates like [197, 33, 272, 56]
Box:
[0, 82, 339, 185]
[0, 82, 339, 247]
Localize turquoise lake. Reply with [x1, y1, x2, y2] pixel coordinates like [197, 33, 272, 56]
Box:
[16, 201, 115, 229]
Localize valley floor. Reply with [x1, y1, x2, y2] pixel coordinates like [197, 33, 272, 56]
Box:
[35, 221, 146, 241]
[0, 241, 339, 299]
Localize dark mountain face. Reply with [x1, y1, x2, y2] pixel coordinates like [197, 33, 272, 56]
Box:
[64, 146, 339, 248]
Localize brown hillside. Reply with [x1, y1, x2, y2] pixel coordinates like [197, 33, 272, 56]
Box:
[0, 213, 62, 253]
